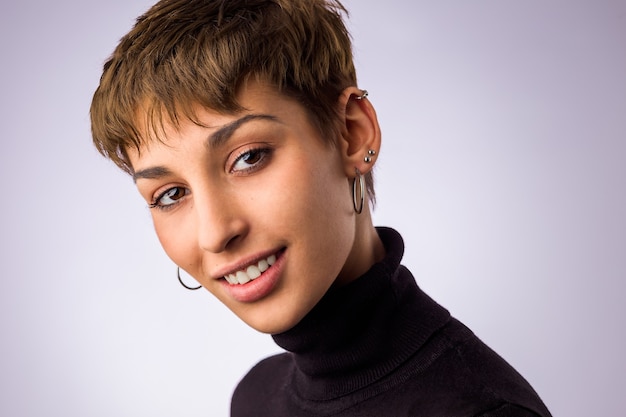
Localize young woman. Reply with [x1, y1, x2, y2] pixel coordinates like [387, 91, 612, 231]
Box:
[91, 0, 552, 415]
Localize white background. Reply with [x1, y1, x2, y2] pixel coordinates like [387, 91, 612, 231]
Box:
[1, 0, 624, 415]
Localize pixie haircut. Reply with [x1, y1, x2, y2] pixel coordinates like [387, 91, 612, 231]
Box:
[91, 0, 375, 198]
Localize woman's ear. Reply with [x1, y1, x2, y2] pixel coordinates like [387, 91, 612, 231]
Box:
[337, 87, 382, 177]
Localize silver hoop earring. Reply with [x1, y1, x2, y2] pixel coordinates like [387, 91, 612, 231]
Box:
[352, 168, 365, 214]
[177, 267, 202, 290]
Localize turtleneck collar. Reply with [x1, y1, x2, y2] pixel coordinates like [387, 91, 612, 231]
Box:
[271, 227, 451, 401]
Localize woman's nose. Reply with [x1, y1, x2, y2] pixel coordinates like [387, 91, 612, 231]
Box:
[195, 192, 248, 253]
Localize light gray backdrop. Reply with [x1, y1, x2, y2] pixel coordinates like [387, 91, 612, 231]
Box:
[1, 0, 624, 416]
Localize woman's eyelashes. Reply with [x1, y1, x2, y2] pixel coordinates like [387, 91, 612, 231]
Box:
[230, 147, 272, 174]
[149, 186, 189, 210]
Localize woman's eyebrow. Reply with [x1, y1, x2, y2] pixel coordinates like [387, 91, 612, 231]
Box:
[207, 113, 278, 149]
[133, 166, 172, 182]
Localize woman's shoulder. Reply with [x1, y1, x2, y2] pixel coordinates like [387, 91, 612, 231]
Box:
[237, 351, 293, 387]
[393, 317, 553, 417]
[230, 352, 293, 416]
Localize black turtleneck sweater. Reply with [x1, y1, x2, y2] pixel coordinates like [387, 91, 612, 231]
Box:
[231, 228, 552, 416]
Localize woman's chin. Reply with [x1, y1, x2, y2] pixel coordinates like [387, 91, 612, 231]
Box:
[237, 309, 306, 335]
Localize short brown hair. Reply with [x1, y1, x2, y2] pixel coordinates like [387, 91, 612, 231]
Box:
[91, 0, 375, 198]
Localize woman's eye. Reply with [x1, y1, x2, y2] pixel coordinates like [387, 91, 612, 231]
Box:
[231, 148, 271, 173]
[150, 187, 188, 209]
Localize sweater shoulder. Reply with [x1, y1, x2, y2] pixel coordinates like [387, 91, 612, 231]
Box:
[395, 318, 553, 417]
[231, 352, 292, 417]
[475, 403, 547, 417]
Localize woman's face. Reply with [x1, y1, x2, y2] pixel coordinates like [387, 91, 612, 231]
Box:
[129, 82, 363, 334]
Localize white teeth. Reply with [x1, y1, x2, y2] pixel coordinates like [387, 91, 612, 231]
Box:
[258, 260, 269, 272]
[236, 271, 250, 284]
[224, 253, 278, 285]
[246, 265, 261, 279]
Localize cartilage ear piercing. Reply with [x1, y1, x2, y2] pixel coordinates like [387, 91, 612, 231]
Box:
[355, 90, 369, 100]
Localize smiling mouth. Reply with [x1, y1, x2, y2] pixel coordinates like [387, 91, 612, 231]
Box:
[223, 252, 279, 285]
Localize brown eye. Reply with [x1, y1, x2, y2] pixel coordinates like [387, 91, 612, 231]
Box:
[165, 187, 186, 201]
[242, 150, 263, 164]
[231, 148, 271, 173]
[150, 186, 189, 209]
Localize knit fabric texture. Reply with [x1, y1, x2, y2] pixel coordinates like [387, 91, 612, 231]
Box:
[231, 228, 552, 417]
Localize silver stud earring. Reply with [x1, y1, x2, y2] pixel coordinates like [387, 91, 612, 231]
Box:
[364, 149, 376, 163]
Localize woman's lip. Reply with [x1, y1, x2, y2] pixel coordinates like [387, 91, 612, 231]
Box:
[212, 248, 284, 279]
[219, 249, 285, 303]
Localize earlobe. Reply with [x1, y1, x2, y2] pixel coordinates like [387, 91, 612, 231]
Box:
[338, 87, 382, 177]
